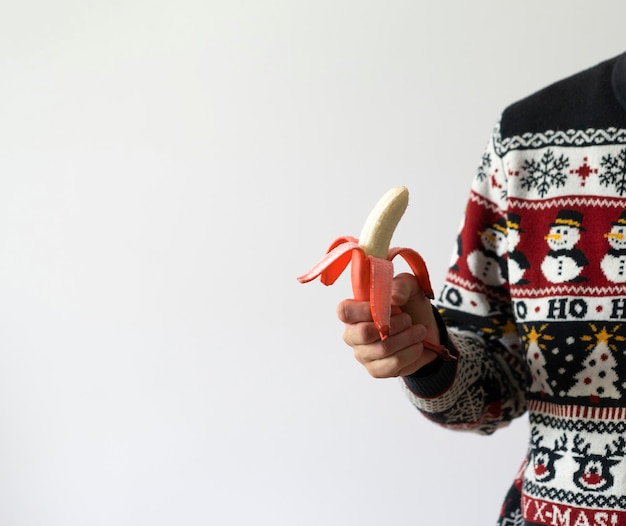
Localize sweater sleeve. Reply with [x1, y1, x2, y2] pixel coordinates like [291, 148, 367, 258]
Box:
[401, 122, 529, 435]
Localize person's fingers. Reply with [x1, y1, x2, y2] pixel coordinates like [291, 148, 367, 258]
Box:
[363, 344, 422, 378]
[336, 299, 372, 324]
[353, 322, 424, 359]
[392, 273, 439, 340]
[357, 329, 437, 378]
[338, 273, 432, 326]
[362, 343, 439, 378]
[342, 310, 413, 347]
[337, 273, 441, 377]
[390, 272, 422, 306]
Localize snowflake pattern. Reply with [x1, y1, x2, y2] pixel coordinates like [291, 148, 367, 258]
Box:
[599, 148, 626, 196]
[520, 149, 570, 197]
[477, 151, 492, 182]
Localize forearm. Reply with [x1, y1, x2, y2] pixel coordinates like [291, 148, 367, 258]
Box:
[402, 324, 528, 434]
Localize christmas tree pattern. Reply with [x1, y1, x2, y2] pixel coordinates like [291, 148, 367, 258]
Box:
[523, 324, 555, 397]
[520, 149, 570, 197]
[567, 324, 625, 403]
[482, 316, 521, 353]
[599, 148, 626, 196]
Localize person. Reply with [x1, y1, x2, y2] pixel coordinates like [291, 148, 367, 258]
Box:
[337, 51, 626, 525]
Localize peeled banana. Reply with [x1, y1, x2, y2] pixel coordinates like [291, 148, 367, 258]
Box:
[358, 186, 409, 259]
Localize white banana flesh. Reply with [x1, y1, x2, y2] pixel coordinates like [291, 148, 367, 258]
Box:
[358, 186, 409, 258]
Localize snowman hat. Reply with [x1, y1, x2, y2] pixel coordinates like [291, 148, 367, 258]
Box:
[550, 209, 585, 231]
[507, 213, 524, 232]
[491, 217, 508, 235]
[611, 210, 626, 226]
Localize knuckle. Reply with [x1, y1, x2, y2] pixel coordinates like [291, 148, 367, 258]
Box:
[337, 300, 356, 323]
[386, 354, 403, 375]
[358, 322, 379, 344]
[336, 302, 348, 322]
[380, 337, 395, 356]
[342, 329, 352, 347]
[368, 364, 386, 379]
[342, 321, 376, 347]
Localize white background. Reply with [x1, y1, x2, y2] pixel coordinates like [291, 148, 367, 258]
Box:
[1, 1, 625, 525]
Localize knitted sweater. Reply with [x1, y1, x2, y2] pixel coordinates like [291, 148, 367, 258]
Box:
[403, 53, 626, 525]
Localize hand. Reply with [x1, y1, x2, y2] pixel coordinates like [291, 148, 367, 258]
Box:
[337, 273, 441, 378]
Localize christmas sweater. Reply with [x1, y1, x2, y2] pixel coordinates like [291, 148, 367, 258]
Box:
[403, 53, 626, 526]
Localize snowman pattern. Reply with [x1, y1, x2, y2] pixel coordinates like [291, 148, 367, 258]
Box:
[541, 210, 589, 284]
[507, 213, 530, 285]
[467, 217, 508, 287]
[601, 211, 626, 283]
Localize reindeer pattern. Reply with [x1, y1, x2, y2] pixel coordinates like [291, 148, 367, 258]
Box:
[530, 428, 567, 483]
[571, 434, 626, 492]
[527, 426, 626, 495]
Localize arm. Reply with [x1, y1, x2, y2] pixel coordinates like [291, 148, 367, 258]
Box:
[339, 123, 529, 435]
[405, 123, 529, 434]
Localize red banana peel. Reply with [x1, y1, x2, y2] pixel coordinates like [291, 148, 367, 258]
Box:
[298, 186, 455, 361]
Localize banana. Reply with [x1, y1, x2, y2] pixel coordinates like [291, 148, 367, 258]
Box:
[358, 186, 409, 258]
[297, 185, 456, 360]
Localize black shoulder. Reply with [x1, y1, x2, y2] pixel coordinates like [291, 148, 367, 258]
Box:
[500, 54, 626, 139]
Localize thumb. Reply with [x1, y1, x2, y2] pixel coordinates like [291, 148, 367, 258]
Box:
[391, 272, 439, 339]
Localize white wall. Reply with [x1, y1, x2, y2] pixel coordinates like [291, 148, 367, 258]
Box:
[1, 1, 625, 524]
